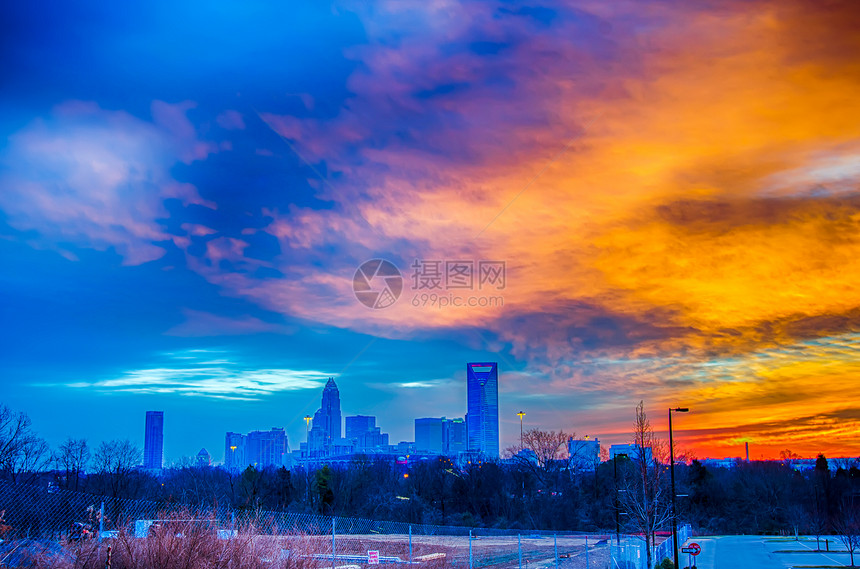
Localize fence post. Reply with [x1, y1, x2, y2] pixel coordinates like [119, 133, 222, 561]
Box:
[554, 534, 558, 569]
[585, 534, 589, 569]
[609, 539, 613, 569]
[469, 530, 473, 569]
[99, 501, 105, 543]
[332, 517, 336, 569]
[518, 534, 522, 569]
[409, 524, 413, 563]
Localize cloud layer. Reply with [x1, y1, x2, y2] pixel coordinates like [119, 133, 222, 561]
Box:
[3, 0, 860, 458]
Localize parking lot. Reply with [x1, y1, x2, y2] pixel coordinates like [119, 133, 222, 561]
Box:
[680, 535, 854, 568]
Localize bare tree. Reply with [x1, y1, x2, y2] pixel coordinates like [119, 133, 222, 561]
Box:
[780, 449, 800, 469]
[619, 401, 673, 569]
[834, 499, 860, 567]
[92, 439, 141, 499]
[55, 438, 90, 491]
[0, 405, 50, 483]
[504, 428, 570, 490]
[810, 490, 830, 549]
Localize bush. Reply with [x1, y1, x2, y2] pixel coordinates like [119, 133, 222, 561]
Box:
[655, 558, 675, 569]
[23, 510, 322, 569]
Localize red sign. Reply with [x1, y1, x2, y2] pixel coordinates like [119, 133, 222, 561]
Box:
[368, 550, 380, 565]
[681, 543, 701, 556]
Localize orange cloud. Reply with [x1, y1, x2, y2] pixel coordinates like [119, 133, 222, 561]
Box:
[202, 1, 860, 456]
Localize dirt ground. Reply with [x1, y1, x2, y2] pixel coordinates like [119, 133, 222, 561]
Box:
[279, 533, 611, 569]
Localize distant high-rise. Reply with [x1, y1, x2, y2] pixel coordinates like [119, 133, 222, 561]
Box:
[143, 411, 164, 469]
[415, 418, 446, 454]
[308, 377, 342, 456]
[346, 415, 376, 441]
[445, 417, 467, 455]
[196, 448, 211, 467]
[568, 437, 601, 471]
[610, 443, 652, 462]
[225, 428, 288, 469]
[466, 362, 499, 457]
[346, 415, 389, 452]
[225, 432, 246, 470]
[246, 428, 288, 468]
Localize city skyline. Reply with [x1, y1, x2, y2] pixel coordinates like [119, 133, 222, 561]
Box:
[3, 2, 860, 462]
[4, 356, 855, 465]
[25, 386, 852, 469]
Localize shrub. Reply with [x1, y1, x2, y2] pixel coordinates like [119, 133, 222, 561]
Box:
[22, 509, 321, 569]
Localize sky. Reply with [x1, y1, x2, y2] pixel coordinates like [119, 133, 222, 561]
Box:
[2, 0, 860, 464]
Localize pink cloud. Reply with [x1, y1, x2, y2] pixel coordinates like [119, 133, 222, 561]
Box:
[216, 110, 246, 130]
[151, 100, 219, 163]
[181, 223, 217, 237]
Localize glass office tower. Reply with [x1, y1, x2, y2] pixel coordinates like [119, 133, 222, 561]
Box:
[143, 411, 164, 469]
[466, 362, 499, 457]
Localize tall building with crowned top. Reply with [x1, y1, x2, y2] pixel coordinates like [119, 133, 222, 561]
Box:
[308, 377, 342, 456]
[466, 362, 499, 457]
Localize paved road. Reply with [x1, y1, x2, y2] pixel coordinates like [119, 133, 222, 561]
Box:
[681, 536, 850, 569]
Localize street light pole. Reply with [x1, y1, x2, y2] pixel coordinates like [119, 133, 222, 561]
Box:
[614, 455, 620, 547]
[669, 407, 688, 569]
[304, 415, 312, 456]
[517, 411, 525, 450]
[613, 453, 627, 547]
[517, 411, 526, 499]
[304, 415, 313, 506]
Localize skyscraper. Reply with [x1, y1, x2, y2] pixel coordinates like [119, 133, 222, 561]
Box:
[225, 431, 246, 470]
[466, 362, 499, 457]
[345, 415, 376, 441]
[225, 428, 289, 469]
[308, 377, 342, 456]
[246, 428, 288, 468]
[143, 411, 164, 469]
[415, 417, 446, 454]
[345, 415, 389, 452]
[445, 417, 467, 455]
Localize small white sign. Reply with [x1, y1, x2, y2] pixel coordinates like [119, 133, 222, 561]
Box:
[368, 550, 380, 565]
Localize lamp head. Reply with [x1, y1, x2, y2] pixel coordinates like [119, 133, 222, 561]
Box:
[672, 407, 689, 413]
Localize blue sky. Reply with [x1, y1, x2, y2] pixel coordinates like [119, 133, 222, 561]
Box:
[3, 1, 860, 461]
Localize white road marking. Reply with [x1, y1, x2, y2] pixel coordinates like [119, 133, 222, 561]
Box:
[795, 538, 846, 567]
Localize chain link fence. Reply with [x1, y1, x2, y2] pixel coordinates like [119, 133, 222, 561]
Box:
[0, 479, 697, 568]
[607, 525, 692, 569]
